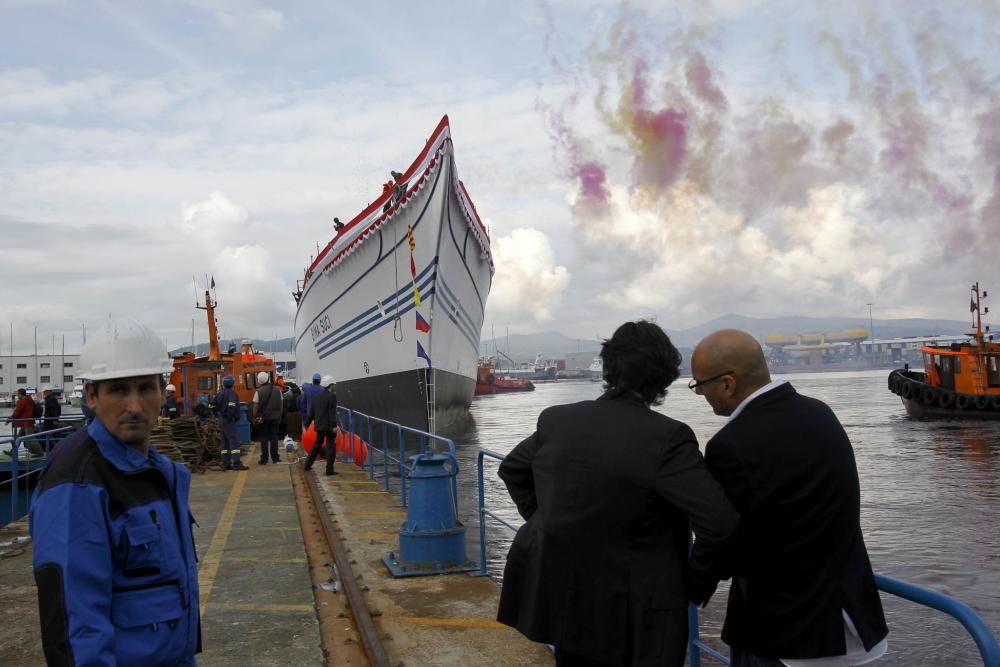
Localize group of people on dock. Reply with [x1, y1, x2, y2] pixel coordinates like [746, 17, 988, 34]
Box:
[497, 321, 889, 667]
[4, 386, 63, 438]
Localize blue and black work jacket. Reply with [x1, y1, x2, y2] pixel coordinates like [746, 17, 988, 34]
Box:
[212, 388, 240, 422]
[29, 419, 201, 666]
[162, 395, 180, 419]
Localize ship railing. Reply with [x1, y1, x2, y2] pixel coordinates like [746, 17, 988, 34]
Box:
[2, 417, 86, 527]
[335, 406, 457, 510]
[475, 449, 1000, 667]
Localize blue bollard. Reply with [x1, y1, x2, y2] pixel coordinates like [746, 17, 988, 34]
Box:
[235, 403, 251, 444]
[383, 451, 475, 577]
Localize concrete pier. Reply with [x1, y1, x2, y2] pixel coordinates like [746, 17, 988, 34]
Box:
[0, 447, 553, 666]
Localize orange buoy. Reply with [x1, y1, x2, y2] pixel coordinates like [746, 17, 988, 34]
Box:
[336, 430, 369, 466]
[302, 425, 368, 465]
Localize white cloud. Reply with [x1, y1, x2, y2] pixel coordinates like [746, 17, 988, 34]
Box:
[181, 192, 249, 248]
[488, 228, 571, 322]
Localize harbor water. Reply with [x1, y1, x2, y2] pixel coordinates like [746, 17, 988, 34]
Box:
[450, 370, 1000, 666]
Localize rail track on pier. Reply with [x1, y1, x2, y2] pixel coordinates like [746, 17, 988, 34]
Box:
[290, 460, 391, 666]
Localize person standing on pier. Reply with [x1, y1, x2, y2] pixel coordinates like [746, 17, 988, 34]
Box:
[29, 318, 201, 666]
[252, 371, 283, 464]
[497, 320, 739, 667]
[688, 329, 888, 667]
[302, 375, 339, 476]
[6, 388, 36, 437]
[162, 383, 181, 419]
[42, 386, 62, 431]
[213, 374, 248, 471]
[297, 371, 324, 417]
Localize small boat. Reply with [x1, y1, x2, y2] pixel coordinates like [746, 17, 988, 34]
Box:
[69, 385, 84, 407]
[474, 359, 534, 395]
[168, 288, 278, 417]
[887, 282, 1000, 417]
[588, 356, 603, 382]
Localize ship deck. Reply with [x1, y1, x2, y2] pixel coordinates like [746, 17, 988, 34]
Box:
[0, 444, 552, 666]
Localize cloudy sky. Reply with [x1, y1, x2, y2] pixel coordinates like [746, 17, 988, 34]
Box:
[1, 0, 997, 354]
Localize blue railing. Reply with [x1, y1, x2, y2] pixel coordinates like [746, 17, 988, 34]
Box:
[475, 449, 1000, 667]
[3, 416, 86, 527]
[334, 406, 458, 510]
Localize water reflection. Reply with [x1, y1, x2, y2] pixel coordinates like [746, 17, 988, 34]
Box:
[442, 374, 999, 666]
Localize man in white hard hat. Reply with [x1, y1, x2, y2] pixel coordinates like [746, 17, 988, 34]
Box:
[302, 375, 339, 476]
[252, 371, 283, 464]
[29, 318, 201, 665]
[212, 375, 248, 471]
[162, 383, 181, 420]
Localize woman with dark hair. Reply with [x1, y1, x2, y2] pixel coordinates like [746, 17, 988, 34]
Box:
[497, 320, 738, 667]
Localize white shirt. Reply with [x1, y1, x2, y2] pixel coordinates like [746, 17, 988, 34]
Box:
[726, 381, 889, 666]
[725, 379, 788, 424]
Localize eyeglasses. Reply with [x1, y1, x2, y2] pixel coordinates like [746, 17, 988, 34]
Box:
[688, 370, 734, 391]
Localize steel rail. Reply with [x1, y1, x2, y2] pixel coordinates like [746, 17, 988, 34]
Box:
[297, 462, 391, 667]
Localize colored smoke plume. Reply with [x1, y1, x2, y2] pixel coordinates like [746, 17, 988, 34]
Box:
[540, 2, 998, 322]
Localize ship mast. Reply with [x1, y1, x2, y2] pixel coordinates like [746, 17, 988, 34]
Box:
[196, 289, 221, 361]
[970, 282, 988, 393]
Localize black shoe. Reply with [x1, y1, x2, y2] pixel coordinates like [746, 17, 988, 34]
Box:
[232, 463, 250, 471]
[222, 467, 231, 471]
[273, 458, 282, 463]
[258, 459, 268, 465]
[325, 470, 339, 476]
[303, 465, 312, 471]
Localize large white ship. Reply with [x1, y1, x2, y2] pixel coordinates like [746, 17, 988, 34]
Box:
[293, 116, 493, 433]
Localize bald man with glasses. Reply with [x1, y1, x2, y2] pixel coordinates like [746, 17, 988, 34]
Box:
[688, 329, 888, 667]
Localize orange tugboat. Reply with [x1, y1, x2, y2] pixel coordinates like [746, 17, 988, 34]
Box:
[474, 359, 535, 395]
[888, 282, 1000, 417]
[168, 289, 277, 416]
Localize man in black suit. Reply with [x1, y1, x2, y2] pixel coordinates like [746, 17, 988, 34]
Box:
[497, 320, 739, 667]
[688, 329, 888, 666]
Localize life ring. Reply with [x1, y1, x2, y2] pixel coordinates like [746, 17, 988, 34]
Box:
[921, 387, 939, 405]
[955, 394, 971, 410]
[990, 395, 1000, 411]
[937, 390, 955, 408]
[974, 395, 989, 410]
[900, 381, 914, 400]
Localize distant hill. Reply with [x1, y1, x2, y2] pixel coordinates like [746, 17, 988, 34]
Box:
[172, 315, 976, 363]
[170, 337, 294, 356]
[667, 314, 974, 348]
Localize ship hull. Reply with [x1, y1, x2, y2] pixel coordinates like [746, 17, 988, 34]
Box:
[294, 118, 492, 433]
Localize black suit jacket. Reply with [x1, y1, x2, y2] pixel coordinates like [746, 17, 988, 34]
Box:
[692, 382, 888, 658]
[497, 393, 738, 666]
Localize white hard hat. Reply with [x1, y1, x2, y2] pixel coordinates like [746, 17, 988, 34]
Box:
[256, 371, 270, 384]
[321, 375, 336, 387]
[79, 319, 173, 382]
[165, 384, 176, 392]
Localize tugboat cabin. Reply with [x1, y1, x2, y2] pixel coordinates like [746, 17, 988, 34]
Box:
[168, 290, 277, 416]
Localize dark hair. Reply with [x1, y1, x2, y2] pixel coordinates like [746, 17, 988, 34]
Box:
[601, 320, 682, 406]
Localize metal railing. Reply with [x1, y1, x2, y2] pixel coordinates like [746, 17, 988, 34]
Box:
[334, 406, 457, 510]
[475, 449, 1000, 667]
[3, 416, 87, 526]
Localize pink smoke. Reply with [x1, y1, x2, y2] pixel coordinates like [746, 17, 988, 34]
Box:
[685, 51, 729, 111]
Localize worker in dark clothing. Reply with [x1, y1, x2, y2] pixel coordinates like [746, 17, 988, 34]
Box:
[253, 372, 283, 465]
[303, 376, 339, 476]
[212, 375, 248, 471]
[285, 383, 303, 441]
[42, 386, 62, 431]
[297, 372, 324, 418]
[162, 383, 181, 419]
